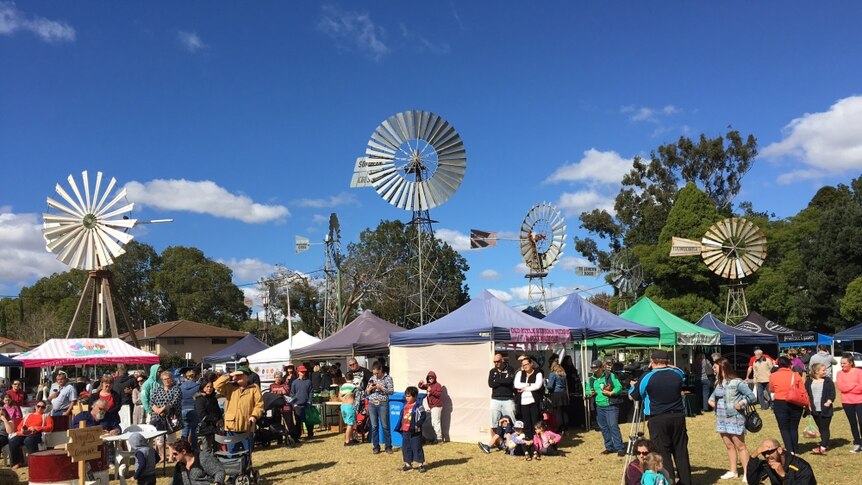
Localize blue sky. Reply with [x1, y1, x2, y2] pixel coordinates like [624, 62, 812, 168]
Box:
[2, 1, 862, 313]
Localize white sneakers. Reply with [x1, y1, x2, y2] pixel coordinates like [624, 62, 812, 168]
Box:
[851, 444, 862, 453]
[720, 471, 739, 480]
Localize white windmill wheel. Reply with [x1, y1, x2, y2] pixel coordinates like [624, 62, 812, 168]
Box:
[519, 202, 566, 275]
[701, 217, 767, 280]
[365, 110, 466, 211]
[42, 170, 137, 271]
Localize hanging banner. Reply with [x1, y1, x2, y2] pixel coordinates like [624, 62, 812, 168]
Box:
[676, 333, 720, 346]
[509, 328, 571, 343]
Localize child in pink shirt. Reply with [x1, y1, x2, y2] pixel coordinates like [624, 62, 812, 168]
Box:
[533, 420, 561, 458]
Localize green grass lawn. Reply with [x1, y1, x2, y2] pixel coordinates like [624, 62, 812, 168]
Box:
[11, 407, 858, 484]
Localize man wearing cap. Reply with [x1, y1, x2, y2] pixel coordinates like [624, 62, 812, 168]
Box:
[746, 348, 776, 410]
[214, 366, 264, 456]
[237, 358, 261, 388]
[587, 360, 625, 456]
[488, 353, 516, 438]
[290, 365, 314, 440]
[629, 350, 692, 485]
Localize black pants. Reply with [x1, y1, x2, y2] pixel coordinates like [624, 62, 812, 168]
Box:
[520, 403, 540, 440]
[646, 412, 691, 485]
[772, 400, 803, 454]
[844, 403, 862, 446]
[282, 410, 301, 442]
[811, 413, 832, 449]
[9, 433, 42, 466]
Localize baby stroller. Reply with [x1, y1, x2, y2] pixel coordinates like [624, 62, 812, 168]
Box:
[352, 398, 370, 442]
[256, 392, 293, 448]
[214, 432, 259, 485]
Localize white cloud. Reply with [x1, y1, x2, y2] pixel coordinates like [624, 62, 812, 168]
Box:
[0, 2, 75, 43]
[436, 229, 472, 252]
[177, 31, 206, 53]
[292, 192, 357, 208]
[479, 269, 500, 280]
[762, 95, 862, 183]
[486, 289, 512, 302]
[0, 210, 68, 285]
[546, 148, 633, 185]
[317, 5, 389, 61]
[662, 105, 680, 115]
[311, 214, 328, 224]
[620, 104, 681, 123]
[557, 190, 615, 216]
[220, 258, 278, 282]
[125, 179, 290, 223]
[560, 256, 596, 272]
[514, 262, 530, 275]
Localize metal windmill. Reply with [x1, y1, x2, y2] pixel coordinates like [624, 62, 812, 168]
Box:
[294, 213, 344, 336]
[42, 170, 172, 344]
[362, 110, 467, 326]
[519, 202, 566, 312]
[670, 217, 767, 324]
[609, 248, 642, 313]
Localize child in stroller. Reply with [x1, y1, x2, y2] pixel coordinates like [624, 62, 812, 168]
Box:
[255, 392, 295, 448]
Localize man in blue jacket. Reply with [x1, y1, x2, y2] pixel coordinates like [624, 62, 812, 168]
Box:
[629, 350, 691, 485]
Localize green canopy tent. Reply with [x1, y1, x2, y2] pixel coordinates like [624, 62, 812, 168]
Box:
[590, 297, 720, 358]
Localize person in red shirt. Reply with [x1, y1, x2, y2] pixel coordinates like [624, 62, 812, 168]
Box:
[399, 387, 427, 473]
[418, 371, 443, 444]
[5, 380, 26, 406]
[9, 400, 54, 469]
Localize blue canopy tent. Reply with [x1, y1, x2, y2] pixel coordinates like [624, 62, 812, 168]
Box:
[735, 311, 831, 348]
[696, 312, 778, 346]
[389, 291, 571, 443]
[543, 293, 660, 340]
[835, 323, 862, 343]
[202, 334, 269, 364]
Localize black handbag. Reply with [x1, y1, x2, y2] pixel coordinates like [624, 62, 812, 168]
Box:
[744, 404, 762, 433]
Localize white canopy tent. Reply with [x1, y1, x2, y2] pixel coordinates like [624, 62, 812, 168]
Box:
[246, 331, 320, 383]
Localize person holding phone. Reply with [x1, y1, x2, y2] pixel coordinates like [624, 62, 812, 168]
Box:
[418, 371, 443, 444]
[9, 400, 54, 469]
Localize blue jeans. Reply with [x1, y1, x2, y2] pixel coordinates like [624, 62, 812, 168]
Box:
[401, 432, 424, 464]
[596, 405, 624, 452]
[181, 408, 197, 443]
[368, 401, 391, 451]
[701, 379, 712, 411]
[755, 382, 771, 410]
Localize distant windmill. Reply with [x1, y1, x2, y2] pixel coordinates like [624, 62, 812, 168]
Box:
[42, 170, 172, 343]
[609, 249, 642, 313]
[294, 213, 344, 336]
[670, 217, 767, 324]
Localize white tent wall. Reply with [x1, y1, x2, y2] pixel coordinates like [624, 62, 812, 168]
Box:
[390, 342, 492, 444]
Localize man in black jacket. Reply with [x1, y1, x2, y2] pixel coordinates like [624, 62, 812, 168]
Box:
[113, 364, 136, 429]
[747, 438, 817, 485]
[488, 353, 515, 436]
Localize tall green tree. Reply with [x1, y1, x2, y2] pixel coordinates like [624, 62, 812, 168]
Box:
[111, 241, 167, 328]
[13, 269, 88, 340]
[840, 276, 862, 325]
[576, 131, 757, 269]
[155, 246, 249, 327]
[638, 183, 723, 321]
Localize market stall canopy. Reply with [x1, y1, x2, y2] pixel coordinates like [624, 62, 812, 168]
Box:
[696, 312, 778, 346]
[734, 312, 829, 346]
[835, 322, 862, 343]
[544, 293, 659, 340]
[202, 334, 269, 364]
[291, 310, 406, 359]
[390, 290, 572, 346]
[246, 331, 320, 365]
[592, 296, 720, 348]
[0, 354, 23, 367]
[16, 338, 159, 368]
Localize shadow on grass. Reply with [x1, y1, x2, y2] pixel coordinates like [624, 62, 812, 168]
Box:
[264, 461, 338, 477]
[693, 466, 727, 484]
[798, 437, 850, 453]
[254, 459, 294, 471]
[430, 457, 471, 468]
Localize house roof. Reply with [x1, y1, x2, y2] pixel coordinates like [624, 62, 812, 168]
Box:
[123, 320, 248, 340]
[0, 337, 33, 349]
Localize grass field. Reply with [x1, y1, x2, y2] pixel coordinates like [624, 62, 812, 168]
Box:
[11, 407, 859, 484]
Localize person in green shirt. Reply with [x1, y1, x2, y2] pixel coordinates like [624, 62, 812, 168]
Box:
[587, 359, 625, 456]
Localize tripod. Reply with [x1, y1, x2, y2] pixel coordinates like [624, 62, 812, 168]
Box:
[619, 400, 646, 485]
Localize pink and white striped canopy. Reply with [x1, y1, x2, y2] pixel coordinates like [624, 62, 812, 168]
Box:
[16, 338, 159, 368]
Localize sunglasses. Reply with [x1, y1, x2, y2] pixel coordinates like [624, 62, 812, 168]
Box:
[35, 404, 46, 408]
[761, 448, 779, 457]
[636, 451, 649, 456]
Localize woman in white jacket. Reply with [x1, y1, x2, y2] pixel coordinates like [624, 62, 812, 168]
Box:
[514, 357, 544, 440]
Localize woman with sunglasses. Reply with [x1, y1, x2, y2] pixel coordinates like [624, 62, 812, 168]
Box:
[8, 400, 54, 469]
[133, 375, 146, 425]
[170, 438, 225, 485]
[624, 438, 656, 485]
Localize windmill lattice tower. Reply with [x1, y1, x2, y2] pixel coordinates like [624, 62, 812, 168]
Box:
[364, 110, 467, 326]
[670, 217, 767, 324]
[294, 213, 344, 336]
[42, 170, 171, 344]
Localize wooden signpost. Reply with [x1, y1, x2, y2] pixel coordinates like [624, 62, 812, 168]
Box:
[66, 423, 105, 485]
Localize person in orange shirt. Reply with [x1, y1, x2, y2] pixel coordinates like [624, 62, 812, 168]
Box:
[769, 357, 807, 455]
[836, 355, 862, 452]
[8, 400, 54, 469]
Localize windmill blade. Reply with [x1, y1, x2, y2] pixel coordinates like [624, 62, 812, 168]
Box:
[91, 171, 104, 214]
[96, 188, 129, 217]
[52, 184, 86, 217]
[94, 176, 117, 213]
[82, 171, 92, 213]
[98, 202, 135, 221]
[46, 225, 86, 253]
[66, 173, 88, 216]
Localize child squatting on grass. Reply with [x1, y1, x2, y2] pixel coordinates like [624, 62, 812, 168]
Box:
[506, 420, 535, 460]
[640, 452, 672, 485]
[532, 420, 561, 458]
[400, 386, 427, 472]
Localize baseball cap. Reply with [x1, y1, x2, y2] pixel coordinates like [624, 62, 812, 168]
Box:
[236, 366, 252, 375]
[514, 420, 524, 429]
[297, 365, 308, 372]
[651, 350, 671, 361]
[590, 360, 603, 369]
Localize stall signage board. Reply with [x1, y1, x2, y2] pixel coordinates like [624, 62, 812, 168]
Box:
[66, 426, 104, 462]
